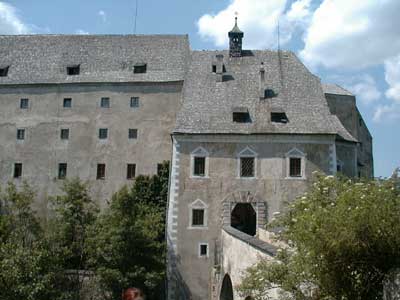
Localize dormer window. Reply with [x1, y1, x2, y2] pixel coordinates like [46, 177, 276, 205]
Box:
[0, 66, 9, 77]
[67, 65, 80, 76]
[134, 64, 147, 74]
[211, 64, 226, 73]
[232, 107, 251, 123]
[271, 112, 288, 123]
[264, 89, 276, 98]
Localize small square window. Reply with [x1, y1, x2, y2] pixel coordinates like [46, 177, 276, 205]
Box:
[67, 65, 80, 76]
[240, 157, 255, 178]
[20, 98, 29, 109]
[100, 97, 110, 108]
[63, 98, 72, 108]
[17, 129, 25, 140]
[289, 158, 302, 177]
[97, 164, 106, 180]
[60, 129, 69, 140]
[99, 128, 108, 139]
[14, 163, 22, 178]
[130, 97, 140, 108]
[199, 244, 208, 257]
[192, 209, 205, 226]
[58, 163, 67, 179]
[128, 129, 138, 139]
[134, 64, 147, 74]
[127, 164, 136, 179]
[0, 66, 9, 77]
[193, 157, 205, 177]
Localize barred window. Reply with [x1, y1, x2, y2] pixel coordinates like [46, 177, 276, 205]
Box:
[289, 158, 302, 177]
[127, 164, 136, 179]
[58, 163, 67, 179]
[240, 157, 255, 177]
[193, 157, 205, 177]
[99, 128, 108, 139]
[20, 98, 29, 109]
[130, 97, 139, 108]
[97, 164, 106, 180]
[17, 129, 25, 140]
[192, 209, 205, 226]
[100, 97, 110, 108]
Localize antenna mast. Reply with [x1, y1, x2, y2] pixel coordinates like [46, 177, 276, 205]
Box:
[278, 19, 280, 52]
[134, 0, 138, 34]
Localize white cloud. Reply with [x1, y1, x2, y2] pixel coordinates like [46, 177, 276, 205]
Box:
[300, 0, 400, 69]
[75, 29, 89, 35]
[286, 0, 312, 25]
[345, 75, 382, 105]
[197, 0, 304, 49]
[373, 104, 400, 123]
[0, 2, 30, 34]
[98, 10, 107, 22]
[384, 54, 400, 102]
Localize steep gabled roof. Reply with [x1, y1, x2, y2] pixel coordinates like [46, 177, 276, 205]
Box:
[174, 50, 356, 142]
[0, 34, 190, 85]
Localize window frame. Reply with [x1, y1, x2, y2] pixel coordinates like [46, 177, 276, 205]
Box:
[237, 147, 257, 179]
[198, 243, 209, 258]
[126, 163, 136, 180]
[63, 98, 72, 108]
[130, 97, 140, 108]
[128, 128, 138, 140]
[13, 163, 22, 179]
[98, 128, 108, 140]
[60, 128, 70, 140]
[188, 199, 208, 230]
[0, 66, 9, 77]
[100, 97, 110, 108]
[20, 98, 29, 109]
[96, 163, 106, 180]
[66, 65, 80, 76]
[58, 163, 67, 180]
[133, 64, 147, 74]
[285, 148, 306, 180]
[16, 128, 25, 140]
[190, 147, 209, 178]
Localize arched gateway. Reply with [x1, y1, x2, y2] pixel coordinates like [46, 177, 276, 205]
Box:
[220, 274, 234, 300]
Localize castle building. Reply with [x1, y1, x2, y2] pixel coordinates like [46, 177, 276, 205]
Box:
[0, 20, 373, 300]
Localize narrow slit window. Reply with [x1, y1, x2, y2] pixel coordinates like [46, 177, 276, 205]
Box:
[289, 158, 302, 177]
[17, 129, 25, 140]
[20, 98, 29, 109]
[240, 157, 255, 177]
[100, 97, 110, 108]
[99, 128, 108, 139]
[63, 98, 72, 108]
[193, 157, 205, 177]
[97, 164, 106, 180]
[271, 112, 288, 123]
[67, 65, 80, 76]
[134, 64, 147, 74]
[60, 129, 69, 140]
[127, 164, 136, 179]
[58, 163, 67, 179]
[14, 163, 22, 178]
[192, 209, 205, 226]
[0, 66, 9, 77]
[128, 129, 138, 139]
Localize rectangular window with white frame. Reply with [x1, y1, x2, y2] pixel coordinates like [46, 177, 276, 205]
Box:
[190, 147, 209, 178]
[285, 148, 306, 179]
[199, 243, 209, 258]
[188, 199, 208, 229]
[238, 147, 257, 178]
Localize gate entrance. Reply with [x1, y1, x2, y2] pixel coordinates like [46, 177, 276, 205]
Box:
[220, 274, 234, 300]
[231, 203, 256, 236]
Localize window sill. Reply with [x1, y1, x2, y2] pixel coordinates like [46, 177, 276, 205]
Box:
[187, 226, 208, 230]
[190, 175, 209, 179]
[285, 176, 307, 180]
[236, 176, 257, 180]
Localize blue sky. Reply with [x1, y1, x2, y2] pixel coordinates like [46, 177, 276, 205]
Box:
[1, 0, 399, 177]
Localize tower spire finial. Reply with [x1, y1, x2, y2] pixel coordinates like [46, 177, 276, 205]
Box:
[229, 12, 244, 57]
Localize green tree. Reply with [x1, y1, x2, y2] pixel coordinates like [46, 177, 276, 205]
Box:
[0, 182, 63, 300]
[238, 174, 400, 300]
[88, 161, 169, 299]
[49, 178, 99, 299]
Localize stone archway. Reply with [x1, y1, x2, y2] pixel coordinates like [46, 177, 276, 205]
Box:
[220, 274, 234, 300]
[231, 203, 256, 236]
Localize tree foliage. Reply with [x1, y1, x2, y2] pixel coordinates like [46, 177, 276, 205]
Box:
[238, 173, 400, 300]
[87, 161, 169, 299]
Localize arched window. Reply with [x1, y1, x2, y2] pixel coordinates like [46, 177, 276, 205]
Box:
[220, 274, 234, 300]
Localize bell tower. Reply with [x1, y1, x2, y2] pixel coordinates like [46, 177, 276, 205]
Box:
[228, 17, 244, 57]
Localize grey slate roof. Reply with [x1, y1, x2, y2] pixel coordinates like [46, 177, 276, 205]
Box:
[0, 35, 190, 85]
[322, 83, 354, 96]
[174, 50, 357, 142]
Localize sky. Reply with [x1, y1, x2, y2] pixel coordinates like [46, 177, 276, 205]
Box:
[0, 0, 399, 177]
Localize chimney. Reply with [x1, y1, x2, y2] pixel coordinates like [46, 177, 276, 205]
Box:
[216, 54, 224, 82]
[260, 62, 265, 98]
